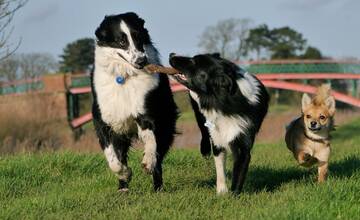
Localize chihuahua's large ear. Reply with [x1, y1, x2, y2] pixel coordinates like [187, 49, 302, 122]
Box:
[325, 96, 336, 115]
[301, 93, 312, 112]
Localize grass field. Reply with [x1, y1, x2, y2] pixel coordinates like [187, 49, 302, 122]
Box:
[1, 118, 360, 219]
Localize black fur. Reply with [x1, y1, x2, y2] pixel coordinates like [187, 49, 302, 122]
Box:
[170, 53, 269, 194]
[92, 13, 178, 191]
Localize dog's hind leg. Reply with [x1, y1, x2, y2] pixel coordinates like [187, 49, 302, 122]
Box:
[230, 137, 252, 195]
[213, 147, 228, 194]
[189, 93, 212, 157]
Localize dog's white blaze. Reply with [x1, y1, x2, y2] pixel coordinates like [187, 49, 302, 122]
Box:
[190, 91, 250, 148]
[94, 46, 159, 133]
[214, 151, 228, 194]
[119, 21, 146, 65]
[138, 126, 157, 171]
[236, 72, 260, 104]
[104, 144, 122, 173]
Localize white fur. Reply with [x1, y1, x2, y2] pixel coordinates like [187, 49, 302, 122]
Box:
[104, 144, 132, 180]
[236, 72, 260, 104]
[94, 45, 159, 133]
[214, 151, 228, 194]
[190, 90, 250, 148]
[138, 126, 157, 172]
[104, 144, 122, 173]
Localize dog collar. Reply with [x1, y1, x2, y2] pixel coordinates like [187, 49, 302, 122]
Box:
[303, 131, 329, 143]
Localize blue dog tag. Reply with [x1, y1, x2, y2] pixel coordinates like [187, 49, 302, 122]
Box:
[116, 76, 125, 84]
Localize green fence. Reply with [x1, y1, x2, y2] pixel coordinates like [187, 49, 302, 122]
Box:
[241, 62, 360, 74]
[0, 81, 44, 95]
[70, 75, 91, 88]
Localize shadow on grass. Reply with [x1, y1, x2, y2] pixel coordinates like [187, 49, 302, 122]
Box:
[246, 166, 309, 193]
[332, 119, 360, 142]
[247, 155, 360, 193]
[329, 155, 360, 178]
[192, 155, 360, 193]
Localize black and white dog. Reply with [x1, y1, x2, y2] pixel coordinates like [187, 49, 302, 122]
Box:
[92, 12, 178, 191]
[169, 53, 269, 194]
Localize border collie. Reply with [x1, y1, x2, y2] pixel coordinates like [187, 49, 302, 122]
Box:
[92, 12, 178, 191]
[169, 53, 269, 194]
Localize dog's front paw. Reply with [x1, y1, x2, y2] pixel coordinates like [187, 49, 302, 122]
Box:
[216, 184, 228, 195]
[141, 153, 157, 174]
[303, 153, 312, 162]
[118, 179, 130, 193]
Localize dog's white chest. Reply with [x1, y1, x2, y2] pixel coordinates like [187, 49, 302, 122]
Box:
[94, 72, 159, 133]
[204, 111, 249, 148]
[190, 91, 250, 148]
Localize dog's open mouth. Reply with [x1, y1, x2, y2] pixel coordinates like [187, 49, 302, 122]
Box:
[308, 127, 322, 131]
[117, 53, 143, 70]
[117, 53, 127, 62]
[173, 73, 187, 83]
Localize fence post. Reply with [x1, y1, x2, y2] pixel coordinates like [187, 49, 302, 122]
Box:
[352, 80, 358, 98]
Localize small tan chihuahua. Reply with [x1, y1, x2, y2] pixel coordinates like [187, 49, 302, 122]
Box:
[285, 84, 335, 182]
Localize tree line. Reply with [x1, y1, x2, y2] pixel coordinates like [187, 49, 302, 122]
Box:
[199, 18, 323, 61]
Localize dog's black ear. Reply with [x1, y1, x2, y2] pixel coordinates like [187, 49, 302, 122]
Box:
[211, 53, 221, 59]
[95, 16, 110, 41]
[95, 26, 107, 41]
[125, 12, 145, 27]
[212, 75, 234, 94]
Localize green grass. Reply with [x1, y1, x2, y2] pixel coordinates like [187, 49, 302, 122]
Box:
[1, 118, 360, 219]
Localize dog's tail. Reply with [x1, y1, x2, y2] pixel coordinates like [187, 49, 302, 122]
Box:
[313, 84, 331, 105]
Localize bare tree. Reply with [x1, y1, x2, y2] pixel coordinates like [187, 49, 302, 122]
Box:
[0, 52, 58, 84]
[19, 53, 58, 80]
[0, 54, 20, 82]
[0, 0, 28, 60]
[198, 18, 253, 61]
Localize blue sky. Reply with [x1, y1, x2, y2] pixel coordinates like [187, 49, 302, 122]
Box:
[9, 0, 360, 64]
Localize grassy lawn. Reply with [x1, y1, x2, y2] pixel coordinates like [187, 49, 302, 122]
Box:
[1, 118, 360, 219]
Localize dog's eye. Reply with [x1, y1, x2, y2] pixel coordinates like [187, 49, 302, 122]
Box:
[306, 114, 311, 119]
[199, 72, 207, 79]
[116, 35, 127, 47]
[319, 115, 326, 120]
[119, 39, 126, 46]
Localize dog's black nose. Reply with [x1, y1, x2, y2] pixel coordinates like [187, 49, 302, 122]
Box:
[310, 121, 317, 127]
[169, 53, 176, 58]
[135, 56, 147, 68]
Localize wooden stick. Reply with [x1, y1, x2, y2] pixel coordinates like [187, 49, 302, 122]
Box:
[144, 64, 180, 75]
